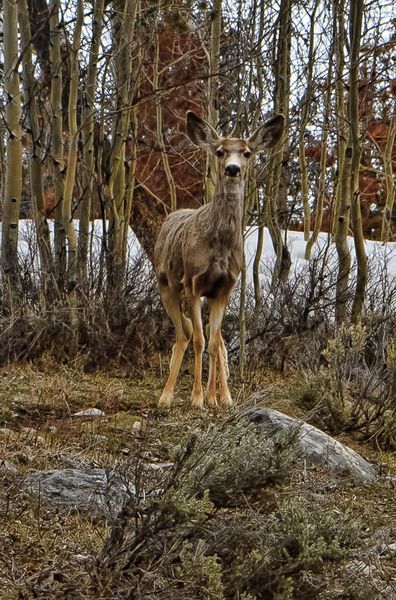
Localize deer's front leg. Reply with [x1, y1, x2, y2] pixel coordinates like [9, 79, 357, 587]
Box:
[157, 285, 191, 408]
[189, 295, 205, 409]
[218, 333, 232, 407]
[207, 298, 232, 407]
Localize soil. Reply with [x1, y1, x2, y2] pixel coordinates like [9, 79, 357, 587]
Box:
[0, 362, 395, 599]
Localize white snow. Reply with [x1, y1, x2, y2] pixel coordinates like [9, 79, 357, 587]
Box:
[244, 225, 396, 285]
[1, 220, 396, 282]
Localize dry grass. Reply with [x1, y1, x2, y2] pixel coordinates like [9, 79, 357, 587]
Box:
[0, 362, 395, 598]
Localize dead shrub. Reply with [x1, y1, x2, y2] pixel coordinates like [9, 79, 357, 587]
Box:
[237, 247, 339, 374]
[0, 247, 167, 371]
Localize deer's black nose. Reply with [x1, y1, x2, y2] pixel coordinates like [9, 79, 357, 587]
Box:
[225, 164, 241, 177]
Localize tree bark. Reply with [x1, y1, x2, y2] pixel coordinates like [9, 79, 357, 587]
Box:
[380, 114, 396, 242]
[62, 0, 83, 290]
[2, 0, 23, 306]
[49, 0, 66, 289]
[305, 12, 334, 261]
[107, 0, 137, 293]
[298, 0, 319, 242]
[334, 0, 352, 325]
[266, 0, 292, 289]
[349, 0, 367, 323]
[78, 0, 105, 287]
[205, 0, 222, 204]
[19, 0, 54, 295]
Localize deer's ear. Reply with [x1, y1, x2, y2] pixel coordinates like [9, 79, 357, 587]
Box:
[247, 114, 285, 151]
[186, 111, 219, 148]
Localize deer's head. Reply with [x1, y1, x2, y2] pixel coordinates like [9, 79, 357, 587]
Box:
[186, 111, 285, 179]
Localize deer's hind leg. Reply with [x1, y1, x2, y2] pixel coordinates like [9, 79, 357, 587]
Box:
[158, 284, 192, 408]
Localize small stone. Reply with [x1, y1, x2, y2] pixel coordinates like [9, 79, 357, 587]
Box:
[132, 421, 142, 432]
[344, 560, 376, 577]
[0, 428, 16, 440]
[147, 462, 174, 471]
[385, 543, 396, 554]
[21, 427, 46, 446]
[73, 408, 105, 417]
[91, 434, 107, 442]
[0, 459, 18, 473]
[73, 554, 91, 563]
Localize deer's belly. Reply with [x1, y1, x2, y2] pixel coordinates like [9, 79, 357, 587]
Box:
[192, 258, 240, 299]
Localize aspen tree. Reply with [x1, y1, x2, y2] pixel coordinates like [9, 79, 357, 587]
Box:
[298, 0, 319, 242]
[78, 0, 105, 287]
[205, 0, 222, 204]
[19, 0, 54, 295]
[334, 0, 352, 325]
[265, 0, 291, 288]
[2, 0, 23, 305]
[305, 14, 334, 261]
[349, 0, 367, 323]
[238, 0, 264, 373]
[58, 0, 83, 352]
[380, 114, 396, 242]
[252, 0, 266, 314]
[107, 0, 137, 292]
[49, 0, 66, 288]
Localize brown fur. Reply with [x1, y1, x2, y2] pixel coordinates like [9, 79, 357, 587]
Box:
[154, 111, 284, 408]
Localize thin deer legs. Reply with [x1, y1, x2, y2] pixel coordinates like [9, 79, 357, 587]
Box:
[206, 298, 233, 406]
[189, 295, 205, 408]
[158, 285, 192, 407]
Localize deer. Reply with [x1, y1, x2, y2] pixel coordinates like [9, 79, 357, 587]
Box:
[154, 110, 285, 408]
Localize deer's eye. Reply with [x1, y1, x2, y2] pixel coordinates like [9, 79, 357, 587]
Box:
[243, 149, 252, 158]
[216, 148, 225, 157]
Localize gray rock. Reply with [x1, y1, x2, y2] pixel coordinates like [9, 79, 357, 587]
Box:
[242, 406, 378, 482]
[0, 459, 18, 473]
[73, 408, 106, 417]
[22, 468, 135, 518]
[344, 560, 377, 577]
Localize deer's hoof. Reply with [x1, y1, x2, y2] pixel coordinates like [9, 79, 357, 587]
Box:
[191, 391, 204, 409]
[158, 391, 173, 408]
[205, 391, 218, 408]
[220, 394, 233, 408]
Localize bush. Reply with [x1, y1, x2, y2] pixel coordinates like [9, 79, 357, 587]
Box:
[294, 323, 396, 449]
[92, 419, 362, 599]
[0, 249, 167, 371]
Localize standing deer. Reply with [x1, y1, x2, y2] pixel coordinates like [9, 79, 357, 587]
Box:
[154, 111, 284, 408]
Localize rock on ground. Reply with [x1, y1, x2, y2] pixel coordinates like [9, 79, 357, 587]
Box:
[73, 408, 106, 417]
[0, 459, 18, 473]
[22, 468, 135, 518]
[242, 405, 378, 482]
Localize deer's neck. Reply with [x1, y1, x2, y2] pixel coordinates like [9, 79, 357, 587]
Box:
[207, 177, 244, 238]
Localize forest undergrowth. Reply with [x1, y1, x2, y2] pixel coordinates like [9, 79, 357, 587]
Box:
[1, 250, 396, 598]
[0, 359, 395, 599]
